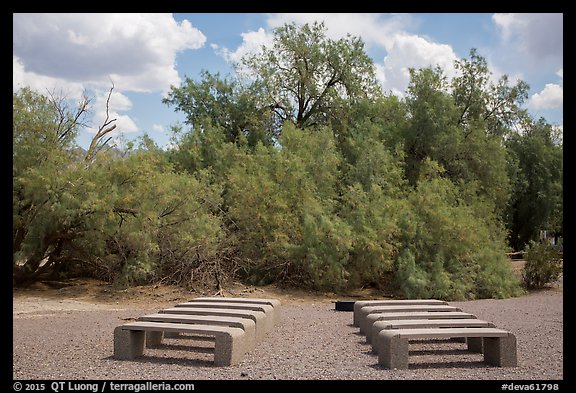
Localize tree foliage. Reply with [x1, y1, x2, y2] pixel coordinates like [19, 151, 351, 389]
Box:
[522, 240, 563, 289]
[505, 117, 563, 249]
[13, 89, 227, 289]
[241, 21, 381, 130]
[163, 72, 275, 147]
[14, 24, 561, 300]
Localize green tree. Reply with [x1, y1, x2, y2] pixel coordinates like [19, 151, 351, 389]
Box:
[241, 21, 381, 131]
[13, 89, 226, 288]
[13, 88, 89, 284]
[403, 54, 518, 213]
[452, 48, 530, 137]
[163, 71, 276, 147]
[393, 159, 522, 299]
[506, 117, 563, 250]
[403, 66, 458, 185]
[225, 124, 350, 289]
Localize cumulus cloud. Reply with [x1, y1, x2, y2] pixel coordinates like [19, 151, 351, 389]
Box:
[378, 34, 459, 96]
[13, 13, 206, 93]
[212, 27, 273, 64]
[13, 13, 206, 136]
[529, 84, 563, 110]
[266, 13, 411, 50]
[216, 13, 459, 97]
[13, 55, 85, 99]
[529, 68, 563, 110]
[272, 14, 459, 96]
[492, 13, 563, 62]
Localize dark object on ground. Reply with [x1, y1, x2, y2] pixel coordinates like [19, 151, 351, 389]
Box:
[335, 300, 355, 311]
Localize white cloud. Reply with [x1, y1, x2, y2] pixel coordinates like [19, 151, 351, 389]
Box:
[13, 13, 206, 94]
[492, 13, 563, 62]
[379, 33, 459, 96]
[13, 13, 207, 138]
[528, 67, 563, 110]
[218, 13, 459, 97]
[13, 55, 85, 99]
[266, 13, 412, 50]
[268, 14, 459, 96]
[213, 27, 273, 64]
[529, 83, 563, 110]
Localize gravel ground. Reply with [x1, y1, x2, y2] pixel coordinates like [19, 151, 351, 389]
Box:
[13, 286, 563, 382]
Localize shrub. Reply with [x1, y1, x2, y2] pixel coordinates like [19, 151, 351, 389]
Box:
[522, 241, 563, 289]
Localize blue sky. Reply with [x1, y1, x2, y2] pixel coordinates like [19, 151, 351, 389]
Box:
[13, 13, 563, 150]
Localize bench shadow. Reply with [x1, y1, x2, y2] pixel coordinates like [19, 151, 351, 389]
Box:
[151, 343, 215, 353]
[362, 347, 477, 357]
[104, 354, 214, 367]
[410, 338, 464, 344]
[164, 335, 216, 342]
[368, 359, 488, 370]
[409, 348, 470, 356]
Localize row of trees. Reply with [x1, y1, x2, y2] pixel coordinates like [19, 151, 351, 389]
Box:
[13, 22, 562, 299]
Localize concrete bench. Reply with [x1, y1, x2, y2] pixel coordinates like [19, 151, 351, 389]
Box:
[358, 305, 462, 334]
[174, 302, 274, 333]
[114, 321, 247, 366]
[183, 298, 281, 326]
[364, 311, 477, 343]
[370, 318, 494, 352]
[160, 307, 267, 341]
[377, 327, 517, 369]
[353, 299, 448, 326]
[138, 313, 257, 351]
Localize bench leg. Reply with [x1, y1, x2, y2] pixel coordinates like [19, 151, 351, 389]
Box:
[146, 331, 163, 348]
[483, 335, 517, 367]
[114, 327, 145, 360]
[253, 313, 266, 342]
[378, 335, 409, 369]
[213, 333, 245, 367]
[467, 337, 484, 353]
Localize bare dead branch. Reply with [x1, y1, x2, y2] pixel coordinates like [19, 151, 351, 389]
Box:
[85, 83, 118, 162]
[46, 88, 91, 144]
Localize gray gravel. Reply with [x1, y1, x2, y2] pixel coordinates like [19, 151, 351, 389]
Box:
[13, 287, 563, 381]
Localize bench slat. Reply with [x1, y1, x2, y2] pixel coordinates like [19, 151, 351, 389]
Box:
[380, 327, 512, 339]
[120, 321, 243, 335]
[180, 299, 280, 326]
[175, 302, 271, 313]
[190, 297, 281, 307]
[364, 312, 478, 343]
[159, 307, 268, 339]
[376, 319, 492, 329]
[369, 319, 493, 347]
[362, 305, 460, 313]
[138, 313, 257, 350]
[358, 305, 462, 333]
[353, 299, 447, 326]
[139, 313, 251, 327]
[173, 302, 275, 331]
[367, 311, 475, 320]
